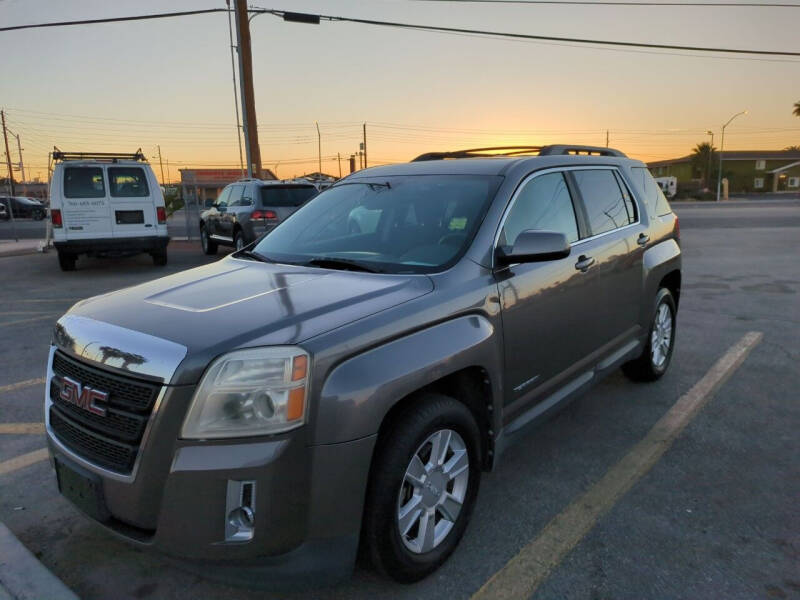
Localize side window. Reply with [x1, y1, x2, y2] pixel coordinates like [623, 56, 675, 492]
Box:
[613, 171, 638, 225]
[64, 167, 105, 198]
[500, 171, 579, 247]
[228, 185, 245, 206]
[631, 167, 672, 217]
[108, 167, 149, 197]
[572, 169, 635, 235]
[216, 186, 232, 208]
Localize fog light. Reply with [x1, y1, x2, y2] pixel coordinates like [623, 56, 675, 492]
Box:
[224, 480, 256, 542]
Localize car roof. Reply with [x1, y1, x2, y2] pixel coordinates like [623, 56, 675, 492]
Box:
[343, 154, 645, 180]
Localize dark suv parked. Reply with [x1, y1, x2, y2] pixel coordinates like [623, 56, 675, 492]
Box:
[199, 179, 318, 253]
[0, 196, 46, 220]
[45, 145, 680, 585]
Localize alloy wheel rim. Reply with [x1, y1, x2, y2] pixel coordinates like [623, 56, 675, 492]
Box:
[396, 429, 469, 554]
[650, 302, 673, 368]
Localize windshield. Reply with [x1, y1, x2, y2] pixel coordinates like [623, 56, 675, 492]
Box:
[253, 175, 501, 274]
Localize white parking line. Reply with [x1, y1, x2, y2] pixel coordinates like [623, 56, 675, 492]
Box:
[472, 331, 763, 600]
[0, 423, 45, 435]
[0, 314, 58, 328]
[0, 448, 49, 477]
[0, 378, 46, 394]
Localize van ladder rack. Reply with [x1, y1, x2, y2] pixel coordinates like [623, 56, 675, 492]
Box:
[52, 147, 146, 162]
[412, 144, 625, 161]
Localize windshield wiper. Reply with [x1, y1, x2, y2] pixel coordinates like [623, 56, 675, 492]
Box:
[235, 249, 273, 263]
[304, 257, 383, 273]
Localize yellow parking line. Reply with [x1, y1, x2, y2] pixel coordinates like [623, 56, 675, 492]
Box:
[0, 378, 46, 394]
[0, 314, 58, 328]
[0, 423, 45, 435]
[0, 448, 49, 477]
[472, 331, 763, 600]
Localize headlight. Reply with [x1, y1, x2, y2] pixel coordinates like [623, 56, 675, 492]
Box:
[181, 346, 309, 439]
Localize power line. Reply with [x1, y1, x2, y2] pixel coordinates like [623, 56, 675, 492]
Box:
[257, 9, 800, 57]
[0, 8, 229, 33]
[411, 0, 800, 6]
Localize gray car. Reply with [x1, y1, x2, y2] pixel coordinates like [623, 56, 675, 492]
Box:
[199, 178, 318, 253]
[44, 145, 680, 585]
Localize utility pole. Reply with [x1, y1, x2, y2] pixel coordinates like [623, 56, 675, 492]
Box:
[234, 0, 262, 178]
[226, 0, 245, 177]
[315, 121, 322, 174]
[337, 153, 342, 178]
[706, 130, 714, 189]
[363, 123, 368, 168]
[349, 154, 356, 174]
[605, 130, 609, 148]
[1, 110, 18, 241]
[156, 145, 166, 185]
[12, 133, 24, 182]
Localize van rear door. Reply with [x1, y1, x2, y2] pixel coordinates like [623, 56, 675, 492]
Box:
[61, 166, 113, 240]
[107, 166, 159, 239]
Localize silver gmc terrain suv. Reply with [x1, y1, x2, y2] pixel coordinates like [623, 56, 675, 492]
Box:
[45, 145, 681, 585]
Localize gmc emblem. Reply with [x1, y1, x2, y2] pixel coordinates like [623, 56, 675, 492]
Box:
[57, 376, 109, 417]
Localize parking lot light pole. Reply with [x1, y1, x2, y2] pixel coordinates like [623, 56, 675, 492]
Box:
[716, 110, 747, 202]
[706, 130, 714, 188]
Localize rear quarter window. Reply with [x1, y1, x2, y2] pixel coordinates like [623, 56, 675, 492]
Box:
[572, 169, 636, 236]
[260, 185, 317, 207]
[108, 167, 150, 197]
[64, 167, 105, 198]
[631, 167, 672, 217]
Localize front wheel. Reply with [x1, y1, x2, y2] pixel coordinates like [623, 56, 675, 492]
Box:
[623, 288, 677, 381]
[362, 394, 481, 583]
[200, 224, 217, 255]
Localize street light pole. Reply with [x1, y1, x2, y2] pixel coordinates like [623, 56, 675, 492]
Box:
[716, 110, 747, 202]
[315, 121, 321, 174]
[705, 130, 714, 189]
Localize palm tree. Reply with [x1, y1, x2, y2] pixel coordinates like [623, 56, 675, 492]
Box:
[794, 101, 800, 117]
[785, 145, 800, 151]
[690, 142, 717, 187]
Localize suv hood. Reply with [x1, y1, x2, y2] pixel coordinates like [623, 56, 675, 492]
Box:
[61, 256, 433, 383]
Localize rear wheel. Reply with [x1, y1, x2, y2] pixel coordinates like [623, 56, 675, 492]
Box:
[623, 288, 676, 381]
[151, 249, 168, 266]
[363, 394, 481, 583]
[200, 224, 217, 255]
[57, 251, 76, 271]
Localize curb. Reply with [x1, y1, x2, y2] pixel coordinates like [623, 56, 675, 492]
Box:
[0, 521, 78, 600]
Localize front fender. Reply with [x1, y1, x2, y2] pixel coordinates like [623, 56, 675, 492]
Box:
[313, 315, 501, 445]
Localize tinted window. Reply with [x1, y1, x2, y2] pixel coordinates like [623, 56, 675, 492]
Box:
[64, 167, 105, 198]
[228, 185, 246, 206]
[260, 185, 317, 207]
[253, 175, 500, 273]
[573, 169, 635, 235]
[631, 167, 671, 217]
[108, 167, 149, 197]
[500, 172, 579, 246]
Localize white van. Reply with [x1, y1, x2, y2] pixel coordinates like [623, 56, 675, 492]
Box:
[49, 150, 169, 271]
[654, 176, 677, 199]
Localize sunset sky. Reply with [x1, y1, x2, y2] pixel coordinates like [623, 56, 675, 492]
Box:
[1, 0, 799, 182]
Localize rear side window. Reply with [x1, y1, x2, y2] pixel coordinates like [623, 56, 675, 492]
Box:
[572, 169, 636, 235]
[500, 172, 579, 246]
[631, 167, 672, 217]
[260, 185, 317, 207]
[108, 167, 149, 197]
[64, 167, 105, 198]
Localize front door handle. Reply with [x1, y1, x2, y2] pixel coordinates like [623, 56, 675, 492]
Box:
[574, 255, 595, 272]
[637, 233, 650, 247]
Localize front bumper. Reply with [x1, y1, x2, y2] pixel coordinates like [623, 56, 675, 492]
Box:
[44, 346, 377, 581]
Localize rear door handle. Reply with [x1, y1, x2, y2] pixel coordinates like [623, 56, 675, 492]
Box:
[637, 233, 650, 247]
[574, 255, 595, 272]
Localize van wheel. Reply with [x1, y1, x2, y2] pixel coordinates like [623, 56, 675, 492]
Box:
[57, 251, 76, 272]
[623, 288, 676, 382]
[363, 394, 481, 583]
[200, 224, 217, 255]
[151, 249, 168, 266]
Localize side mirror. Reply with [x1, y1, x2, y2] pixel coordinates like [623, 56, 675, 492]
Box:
[496, 230, 570, 266]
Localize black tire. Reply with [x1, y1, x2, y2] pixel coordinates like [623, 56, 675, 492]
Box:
[622, 288, 677, 382]
[33, 209, 45, 221]
[57, 251, 76, 272]
[200, 224, 217, 255]
[362, 394, 482, 583]
[151, 249, 168, 266]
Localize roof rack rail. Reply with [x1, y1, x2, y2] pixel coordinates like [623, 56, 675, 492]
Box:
[538, 145, 626, 157]
[52, 147, 146, 162]
[412, 146, 543, 162]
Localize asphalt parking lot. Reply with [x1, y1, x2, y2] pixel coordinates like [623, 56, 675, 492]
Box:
[0, 202, 798, 599]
